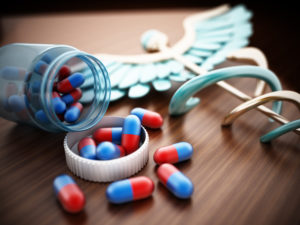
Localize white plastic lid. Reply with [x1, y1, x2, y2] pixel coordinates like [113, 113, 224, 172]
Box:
[64, 116, 149, 182]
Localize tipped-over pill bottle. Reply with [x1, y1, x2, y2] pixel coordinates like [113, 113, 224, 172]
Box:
[0, 43, 111, 132]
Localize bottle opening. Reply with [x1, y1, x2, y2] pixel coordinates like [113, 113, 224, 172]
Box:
[26, 49, 110, 132]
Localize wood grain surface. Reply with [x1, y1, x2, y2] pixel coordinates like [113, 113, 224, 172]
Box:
[0, 7, 299, 225]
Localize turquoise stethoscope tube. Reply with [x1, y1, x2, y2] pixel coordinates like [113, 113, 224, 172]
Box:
[169, 66, 282, 115]
[260, 119, 300, 143]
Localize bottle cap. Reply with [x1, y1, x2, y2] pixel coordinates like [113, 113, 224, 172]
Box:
[64, 116, 149, 182]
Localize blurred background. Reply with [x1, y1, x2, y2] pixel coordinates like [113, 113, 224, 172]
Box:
[1, 0, 299, 90]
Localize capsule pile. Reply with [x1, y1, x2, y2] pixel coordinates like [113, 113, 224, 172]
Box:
[76, 108, 164, 161]
[33, 55, 85, 124]
[77, 114, 142, 161]
[54, 107, 195, 213]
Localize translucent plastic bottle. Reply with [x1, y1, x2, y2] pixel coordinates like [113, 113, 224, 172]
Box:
[0, 43, 111, 132]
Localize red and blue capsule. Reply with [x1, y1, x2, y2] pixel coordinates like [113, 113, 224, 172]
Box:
[64, 102, 83, 123]
[93, 127, 122, 144]
[58, 65, 71, 81]
[106, 176, 154, 204]
[57, 73, 85, 93]
[34, 60, 48, 75]
[0, 66, 27, 80]
[157, 163, 193, 199]
[78, 137, 97, 159]
[122, 115, 141, 154]
[53, 174, 85, 213]
[52, 91, 66, 114]
[96, 141, 125, 160]
[154, 142, 193, 164]
[130, 107, 163, 129]
[61, 88, 82, 105]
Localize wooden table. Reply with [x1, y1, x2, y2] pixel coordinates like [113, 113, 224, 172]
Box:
[0, 7, 299, 225]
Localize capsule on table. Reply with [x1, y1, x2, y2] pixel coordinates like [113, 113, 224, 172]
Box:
[52, 92, 66, 114]
[130, 107, 163, 129]
[106, 176, 154, 204]
[57, 73, 85, 93]
[64, 102, 83, 123]
[96, 141, 125, 160]
[157, 163, 193, 199]
[58, 65, 71, 81]
[93, 127, 122, 144]
[78, 137, 97, 159]
[61, 88, 82, 105]
[122, 115, 141, 154]
[154, 142, 193, 164]
[53, 174, 85, 213]
[34, 60, 48, 75]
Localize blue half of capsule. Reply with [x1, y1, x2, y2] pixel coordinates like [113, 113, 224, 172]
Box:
[69, 73, 85, 88]
[52, 98, 66, 114]
[166, 171, 194, 199]
[112, 128, 122, 143]
[80, 145, 97, 159]
[34, 60, 48, 75]
[123, 115, 141, 135]
[174, 142, 193, 161]
[106, 179, 133, 204]
[41, 54, 53, 64]
[96, 142, 123, 160]
[53, 174, 75, 196]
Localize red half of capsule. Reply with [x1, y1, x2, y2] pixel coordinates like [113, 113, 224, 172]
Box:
[122, 134, 140, 155]
[154, 145, 178, 164]
[58, 184, 85, 213]
[130, 176, 155, 200]
[130, 107, 163, 129]
[142, 112, 163, 129]
[58, 65, 71, 81]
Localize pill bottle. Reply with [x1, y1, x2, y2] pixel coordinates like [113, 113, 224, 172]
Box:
[0, 43, 111, 132]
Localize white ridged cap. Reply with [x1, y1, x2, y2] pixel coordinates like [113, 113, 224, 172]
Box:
[64, 116, 149, 182]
